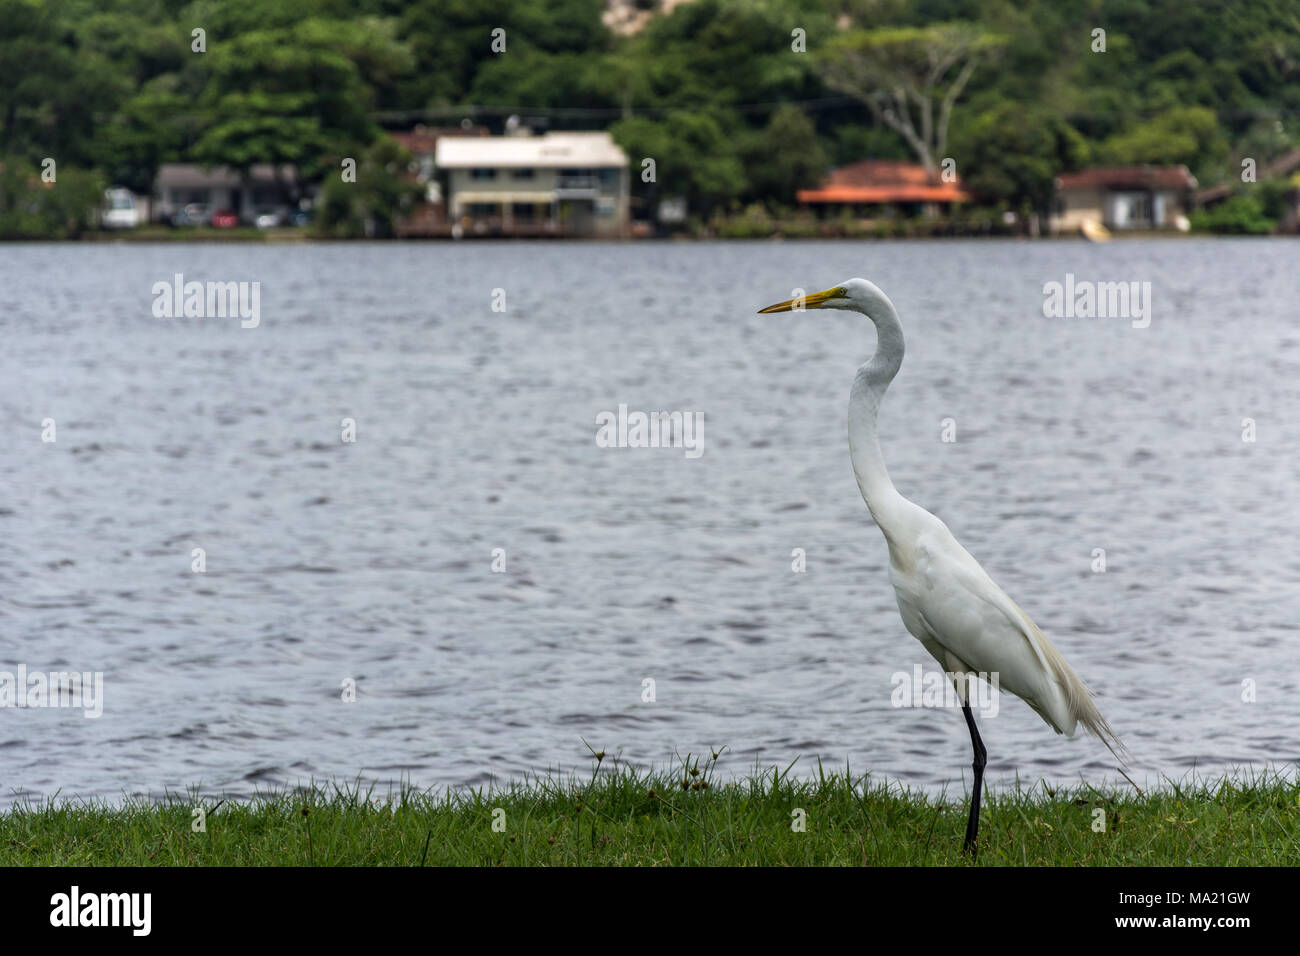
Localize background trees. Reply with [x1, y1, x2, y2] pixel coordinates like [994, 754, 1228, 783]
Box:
[818, 23, 1006, 177]
[0, 0, 1296, 235]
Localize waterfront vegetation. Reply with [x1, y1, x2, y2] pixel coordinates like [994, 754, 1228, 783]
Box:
[3, 0, 1300, 238]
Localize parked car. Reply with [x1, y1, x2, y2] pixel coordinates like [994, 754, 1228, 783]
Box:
[211, 208, 239, 228]
[170, 203, 211, 227]
[101, 187, 139, 229]
[253, 209, 283, 229]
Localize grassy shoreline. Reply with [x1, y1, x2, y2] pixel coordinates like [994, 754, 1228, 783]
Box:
[2, 759, 1297, 866]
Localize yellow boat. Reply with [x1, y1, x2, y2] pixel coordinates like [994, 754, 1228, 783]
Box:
[1080, 219, 1111, 242]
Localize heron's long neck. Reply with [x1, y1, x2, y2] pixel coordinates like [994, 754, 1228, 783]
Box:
[848, 304, 908, 535]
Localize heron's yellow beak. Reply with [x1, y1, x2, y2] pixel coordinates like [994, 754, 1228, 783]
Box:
[757, 286, 845, 313]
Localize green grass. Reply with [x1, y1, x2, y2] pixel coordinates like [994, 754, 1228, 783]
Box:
[2, 753, 1297, 865]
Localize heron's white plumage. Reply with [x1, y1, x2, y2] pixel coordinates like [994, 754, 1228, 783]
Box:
[763, 277, 1125, 763]
[886, 503, 1118, 751]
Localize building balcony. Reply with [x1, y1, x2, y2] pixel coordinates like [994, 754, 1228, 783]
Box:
[554, 175, 600, 198]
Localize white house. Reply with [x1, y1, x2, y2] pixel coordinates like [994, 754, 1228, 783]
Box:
[1051, 166, 1197, 232]
[435, 131, 629, 237]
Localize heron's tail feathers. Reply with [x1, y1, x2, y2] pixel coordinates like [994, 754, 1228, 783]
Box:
[1074, 693, 1131, 767]
[1027, 615, 1132, 767]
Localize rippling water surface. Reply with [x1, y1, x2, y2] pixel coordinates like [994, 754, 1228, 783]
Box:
[1, 237, 1298, 806]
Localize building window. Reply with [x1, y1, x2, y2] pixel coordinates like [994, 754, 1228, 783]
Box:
[512, 203, 537, 220]
[512, 168, 535, 180]
[468, 203, 496, 217]
[470, 169, 496, 180]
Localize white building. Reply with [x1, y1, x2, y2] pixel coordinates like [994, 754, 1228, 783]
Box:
[435, 131, 629, 237]
[1051, 166, 1197, 232]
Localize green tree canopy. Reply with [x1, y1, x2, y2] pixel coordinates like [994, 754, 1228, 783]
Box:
[1098, 106, 1224, 172]
[951, 101, 1090, 220]
[818, 22, 1007, 175]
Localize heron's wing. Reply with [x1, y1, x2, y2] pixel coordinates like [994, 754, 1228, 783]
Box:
[896, 526, 1077, 733]
[898, 524, 1127, 759]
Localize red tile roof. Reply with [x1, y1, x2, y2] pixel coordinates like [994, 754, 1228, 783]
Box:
[1056, 165, 1196, 191]
[797, 159, 971, 204]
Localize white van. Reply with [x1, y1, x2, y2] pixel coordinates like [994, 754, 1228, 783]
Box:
[102, 187, 140, 229]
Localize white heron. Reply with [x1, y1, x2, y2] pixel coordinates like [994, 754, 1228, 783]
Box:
[759, 279, 1126, 855]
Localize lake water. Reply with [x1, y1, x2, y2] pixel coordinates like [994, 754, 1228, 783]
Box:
[1, 237, 1298, 807]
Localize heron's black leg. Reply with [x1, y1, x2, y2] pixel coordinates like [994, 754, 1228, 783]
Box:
[961, 701, 987, 857]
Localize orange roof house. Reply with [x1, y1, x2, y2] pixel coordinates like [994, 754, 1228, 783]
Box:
[797, 160, 972, 211]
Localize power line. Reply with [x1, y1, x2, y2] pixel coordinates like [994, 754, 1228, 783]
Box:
[372, 99, 1300, 129]
[371, 97, 863, 123]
